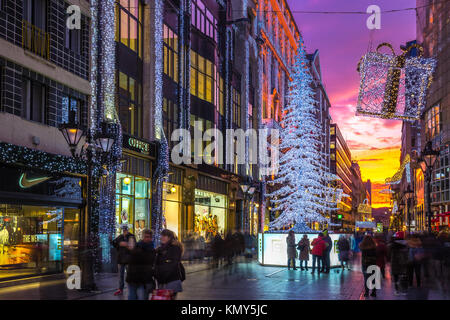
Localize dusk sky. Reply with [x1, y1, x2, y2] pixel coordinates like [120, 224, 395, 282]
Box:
[287, 0, 417, 207]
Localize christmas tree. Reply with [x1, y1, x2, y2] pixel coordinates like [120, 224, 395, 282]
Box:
[267, 41, 337, 231]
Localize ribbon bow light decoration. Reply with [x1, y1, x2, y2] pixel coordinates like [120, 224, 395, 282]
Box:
[356, 42, 436, 121]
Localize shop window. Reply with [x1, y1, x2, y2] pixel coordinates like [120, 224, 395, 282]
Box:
[194, 190, 228, 241]
[163, 182, 182, 237]
[0, 205, 64, 280]
[115, 173, 151, 240]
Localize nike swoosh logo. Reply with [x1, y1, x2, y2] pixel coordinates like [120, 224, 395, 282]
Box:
[19, 173, 51, 189]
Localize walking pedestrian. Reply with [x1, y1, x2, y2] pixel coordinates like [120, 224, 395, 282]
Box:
[388, 231, 409, 295]
[297, 234, 311, 271]
[407, 234, 424, 288]
[126, 229, 156, 300]
[337, 235, 351, 270]
[321, 229, 332, 273]
[286, 230, 297, 270]
[155, 229, 185, 299]
[359, 235, 377, 297]
[112, 225, 135, 296]
[311, 233, 326, 274]
[374, 234, 388, 278]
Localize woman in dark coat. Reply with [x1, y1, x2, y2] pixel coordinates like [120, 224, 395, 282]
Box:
[126, 229, 156, 300]
[337, 235, 351, 270]
[374, 235, 388, 278]
[286, 231, 297, 270]
[297, 235, 310, 270]
[155, 229, 185, 298]
[359, 235, 378, 297]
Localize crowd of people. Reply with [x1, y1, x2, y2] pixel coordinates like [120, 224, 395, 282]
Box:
[111, 226, 185, 300]
[287, 229, 450, 298]
[182, 230, 257, 267]
[111, 227, 258, 300]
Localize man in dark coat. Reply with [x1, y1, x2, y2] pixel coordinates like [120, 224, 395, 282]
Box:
[321, 229, 333, 273]
[126, 229, 156, 300]
[112, 225, 135, 296]
[388, 232, 409, 295]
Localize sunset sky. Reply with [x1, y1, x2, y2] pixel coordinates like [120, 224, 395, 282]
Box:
[287, 0, 417, 207]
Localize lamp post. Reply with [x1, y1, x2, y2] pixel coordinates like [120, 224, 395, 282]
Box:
[419, 141, 439, 233]
[59, 111, 118, 290]
[240, 181, 256, 233]
[404, 184, 414, 234]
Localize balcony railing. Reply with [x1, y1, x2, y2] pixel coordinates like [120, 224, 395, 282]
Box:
[22, 20, 50, 60]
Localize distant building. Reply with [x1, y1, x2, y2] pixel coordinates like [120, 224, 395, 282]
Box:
[330, 123, 353, 231]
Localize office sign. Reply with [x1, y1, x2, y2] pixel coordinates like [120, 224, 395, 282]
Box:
[123, 134, 150, 155]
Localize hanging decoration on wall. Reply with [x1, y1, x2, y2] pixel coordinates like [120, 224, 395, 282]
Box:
[356, 42, 436, 121]
[357, 199, 372, 215]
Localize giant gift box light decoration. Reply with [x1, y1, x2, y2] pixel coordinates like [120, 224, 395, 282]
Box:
[356, 42, 436, 121]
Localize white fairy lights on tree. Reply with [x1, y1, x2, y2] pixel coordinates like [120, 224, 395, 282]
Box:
[267, 40, 337, 232]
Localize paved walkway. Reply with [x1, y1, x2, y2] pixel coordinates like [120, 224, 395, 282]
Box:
[0, 257, 448, 300]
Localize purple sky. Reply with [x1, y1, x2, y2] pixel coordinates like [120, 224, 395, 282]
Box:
[286, 0, 417, 150]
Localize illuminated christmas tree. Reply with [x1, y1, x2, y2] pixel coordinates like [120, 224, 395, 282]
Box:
[267, 41, 337, 231]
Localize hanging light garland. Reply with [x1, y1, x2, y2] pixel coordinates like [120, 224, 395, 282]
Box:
[356, 42, 436, 121]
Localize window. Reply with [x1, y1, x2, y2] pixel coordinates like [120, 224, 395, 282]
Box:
[190, 50, 214, 104]
[191, 0, 218, 42]
[22, 78, 46, 123]
[163, 98, 179, 149]
[425, 103, 441, 140]
[232, 87, 241, 127]
[118, 72, 142, 137]
[61, 95, 82, 125]
[330, 126, 335, 135]
[116, 0, 143, 58]
[163, 24, 178, 83]
[23, 0, 47, 30]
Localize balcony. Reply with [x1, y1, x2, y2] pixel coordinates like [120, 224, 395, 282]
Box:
[22, 20, 50, 60]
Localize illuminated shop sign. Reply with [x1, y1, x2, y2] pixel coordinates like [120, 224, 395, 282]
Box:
[123, 134, 150, 155]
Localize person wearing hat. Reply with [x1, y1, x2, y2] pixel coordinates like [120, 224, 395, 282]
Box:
[112, 225, 135, 296]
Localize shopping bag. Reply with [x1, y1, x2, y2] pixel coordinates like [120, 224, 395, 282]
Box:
[150, 289, 174, 300]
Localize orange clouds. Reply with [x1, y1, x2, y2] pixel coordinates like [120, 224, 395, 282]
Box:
[353, 147, 400, 208]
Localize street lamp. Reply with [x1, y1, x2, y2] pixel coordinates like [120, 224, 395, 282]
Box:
[59, 115, 118, 291]
[59, 110, 85, 157]
[419, 141, 439, 233]
[241, 181, 257, 233]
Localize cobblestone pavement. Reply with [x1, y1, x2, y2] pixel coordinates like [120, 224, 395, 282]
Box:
[0, 257, 448, 300]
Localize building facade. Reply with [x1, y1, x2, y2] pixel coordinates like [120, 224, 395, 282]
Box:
[0, 0, 92, 281]
[417, 0, 450, 231]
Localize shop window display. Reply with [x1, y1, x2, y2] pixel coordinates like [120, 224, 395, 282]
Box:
[194, 190, 228, 241]
[163, 183, 182, 237]
[0, 205, 64, 280]
[115, 173, 151, 240]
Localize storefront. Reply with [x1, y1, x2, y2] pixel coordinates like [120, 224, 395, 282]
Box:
[194, 189, 228, 240]
[0, 165, 82, 281]
[115, 134, 154, 240]
[163, 166, 184, 237]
